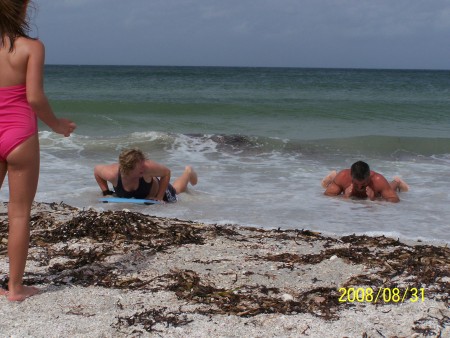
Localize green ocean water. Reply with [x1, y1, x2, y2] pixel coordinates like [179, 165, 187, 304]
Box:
[9, 65, 450, 242]
[45, 66, 450, 141]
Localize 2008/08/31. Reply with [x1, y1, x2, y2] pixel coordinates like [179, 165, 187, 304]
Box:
[338, 287, 425, 303]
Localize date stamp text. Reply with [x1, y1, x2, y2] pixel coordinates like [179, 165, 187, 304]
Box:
[338, 287, 425, 303]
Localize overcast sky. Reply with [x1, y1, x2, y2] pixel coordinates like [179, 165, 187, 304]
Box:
[31, 0, 450, 69]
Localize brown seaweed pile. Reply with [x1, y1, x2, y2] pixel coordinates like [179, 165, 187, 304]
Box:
[256, 234, 449, 302]
[159, 269, 341, 319]
[114, 306, 193, 334]
[0, 202, 449, 335]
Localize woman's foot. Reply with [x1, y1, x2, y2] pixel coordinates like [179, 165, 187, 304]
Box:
[321, 170, 337, 188]
[7, 285, 40, 302]
[185, 166, 198, 186]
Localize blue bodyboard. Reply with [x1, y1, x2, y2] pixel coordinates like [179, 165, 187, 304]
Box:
[98, 197, 161, 205]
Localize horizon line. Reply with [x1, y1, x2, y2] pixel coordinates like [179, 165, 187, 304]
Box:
[44, 64, 450, 72]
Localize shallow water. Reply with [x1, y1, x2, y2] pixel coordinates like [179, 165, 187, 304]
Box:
[1, 66, 449, 243]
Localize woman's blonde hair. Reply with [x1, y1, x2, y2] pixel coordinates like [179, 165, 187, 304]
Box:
[119, 148, 146, 175]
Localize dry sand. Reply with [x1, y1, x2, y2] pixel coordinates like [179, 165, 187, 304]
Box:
[0, 202, 448, 337]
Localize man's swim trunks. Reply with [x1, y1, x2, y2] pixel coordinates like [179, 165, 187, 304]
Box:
[114, 173, 177, 202]
[0, 84, 38, 161]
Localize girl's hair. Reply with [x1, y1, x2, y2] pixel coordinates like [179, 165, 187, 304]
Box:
[0, 0, 33, 51]
[119, 149, 147, 175]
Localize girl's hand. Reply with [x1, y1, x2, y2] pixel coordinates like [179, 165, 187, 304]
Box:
[53, 118, 76, 137]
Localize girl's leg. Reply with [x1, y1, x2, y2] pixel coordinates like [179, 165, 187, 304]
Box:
[172, 166, 198, 194]
[6, 134, 40, 301]
[0, 160, 7, 189]
[0, 160, 7, 296]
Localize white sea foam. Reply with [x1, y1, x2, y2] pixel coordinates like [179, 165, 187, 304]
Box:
[1, 131, 449, 244]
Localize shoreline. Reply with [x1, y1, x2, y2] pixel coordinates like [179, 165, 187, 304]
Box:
[0, 202, 449, 337]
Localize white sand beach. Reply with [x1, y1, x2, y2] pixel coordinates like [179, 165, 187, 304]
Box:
[0, 202, 448, 337]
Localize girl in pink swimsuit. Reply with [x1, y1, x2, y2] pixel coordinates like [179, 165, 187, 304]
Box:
[0, 84, 38, 161]
[0, 0, 76, 301]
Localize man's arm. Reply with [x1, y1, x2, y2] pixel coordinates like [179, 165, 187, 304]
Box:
[374, 175, 400, 203]
[324, 181, 344, 196]
[324, 170, 348, 197]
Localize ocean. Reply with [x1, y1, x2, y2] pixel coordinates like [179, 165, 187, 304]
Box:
[2, 66, 449, 243]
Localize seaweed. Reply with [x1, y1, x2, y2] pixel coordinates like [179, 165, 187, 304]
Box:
[255, 236, 449, 303]
[0, 204, 448, 334]
[412, 309, 450, 336]
[158, 269, 342, 319]
[114, 306, 193, 333]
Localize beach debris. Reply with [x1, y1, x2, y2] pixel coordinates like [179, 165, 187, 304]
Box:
[281, 293, 294, 302]
[0, 202, 448, 334]
[253, 238, 449, 303]
[113, 307, 193, 333]
[412, 309, 450, 336]
[210, 134, 255, 153]
[155, 269, 342, 319]
[65, 304, 96, 317]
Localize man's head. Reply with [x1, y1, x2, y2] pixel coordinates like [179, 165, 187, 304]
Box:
[119, 148, 146, 176]
[350, 161, 371, 192]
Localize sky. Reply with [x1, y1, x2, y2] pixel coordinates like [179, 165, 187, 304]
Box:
[30, 0, 450, 69]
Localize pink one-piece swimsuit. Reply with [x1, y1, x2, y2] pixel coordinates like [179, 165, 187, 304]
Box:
[0, 84, 38, 161]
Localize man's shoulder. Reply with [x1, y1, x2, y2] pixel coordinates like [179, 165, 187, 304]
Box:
[334, 169, 351, 186]
[371, 171, 388, 181]
[371, 172, 391, 188]
[336, 169, 351, 179]
[336, 168, 350, 174]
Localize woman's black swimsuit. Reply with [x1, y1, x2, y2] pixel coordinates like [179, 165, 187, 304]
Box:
[113, 173, 177, 202]
[114, 173, 152, 199]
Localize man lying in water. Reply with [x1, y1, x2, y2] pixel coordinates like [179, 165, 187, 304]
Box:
[94, 148, 197, 203]
[322, 160, 409, 203]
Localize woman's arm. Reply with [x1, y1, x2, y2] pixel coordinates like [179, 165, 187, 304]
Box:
[94, 164, 118, 195]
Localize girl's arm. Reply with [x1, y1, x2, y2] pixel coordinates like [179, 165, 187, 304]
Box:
[25, 39, 76, 136]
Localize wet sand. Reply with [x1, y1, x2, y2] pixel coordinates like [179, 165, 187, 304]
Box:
[0, 202, 449, 337]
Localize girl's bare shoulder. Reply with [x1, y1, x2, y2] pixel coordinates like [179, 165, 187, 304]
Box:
[14, 37, 44, 55]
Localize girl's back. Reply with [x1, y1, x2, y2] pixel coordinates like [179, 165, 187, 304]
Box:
[0, 37, 42, 88]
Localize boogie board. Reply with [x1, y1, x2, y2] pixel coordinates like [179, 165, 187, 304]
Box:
[98, 197, 161, 205]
